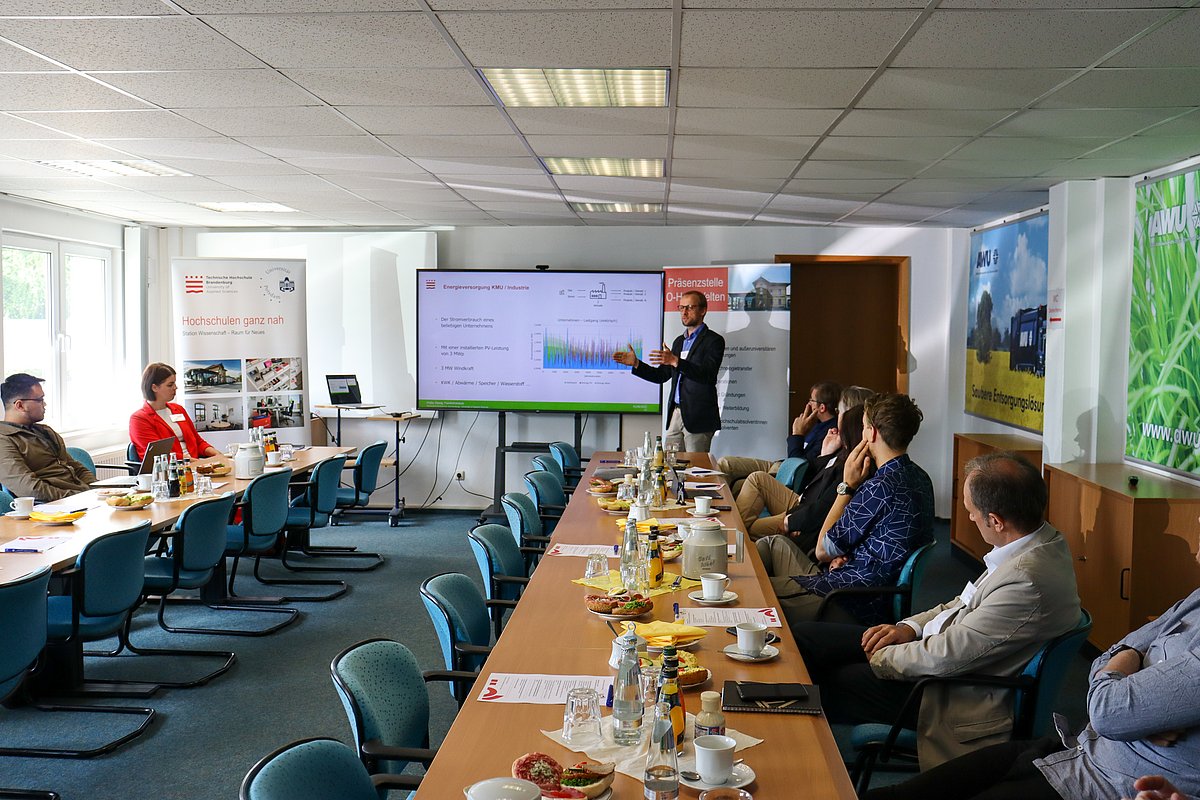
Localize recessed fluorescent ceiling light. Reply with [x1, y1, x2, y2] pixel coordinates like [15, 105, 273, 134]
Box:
[481, 68, 667, 107]
[571, 202, 663, 213]
[543, 157, 663, 178]
[36, 159, 192, 178]
[196, 202, 298, 213]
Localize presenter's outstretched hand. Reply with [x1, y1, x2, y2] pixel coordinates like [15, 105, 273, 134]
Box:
[613, 344, 638, 367]
[648, 343, 678, 368]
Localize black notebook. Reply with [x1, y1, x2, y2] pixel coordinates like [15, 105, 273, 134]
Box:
[721, 680, 822, 715]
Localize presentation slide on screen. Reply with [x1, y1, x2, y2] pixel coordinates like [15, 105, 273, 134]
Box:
[417, 270, 664, 412]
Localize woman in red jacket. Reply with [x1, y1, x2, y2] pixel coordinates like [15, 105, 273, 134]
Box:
[129, 363, 220, 460]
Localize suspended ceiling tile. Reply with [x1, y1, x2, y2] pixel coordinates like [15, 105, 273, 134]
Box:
[1085, 135, 1200, 163]
[671, 159, 799, 179]
[0, 115, 74, 139]
[432, 0, 667, 8]
[412, 157, 543, 175]
[834, 108, 1012, 137]
[1103, 9, 1200, 68]
[673, 135, 816, 160]
[811, 136, 967, 161]
[150, 157, 306, 176]
[379, 134, 530, 158]
[283, 155, 428, 175]
[204, 13, 460, 69]
[669, 176, 784, 193]
[175, 106, 365, 138]
[526, 134, 664, 159]
[508, 108, 669, 136]
[0, 73, 150, 111]
[1141, 109, 1200, 137]
[441, 10, 670, 66]
[1039, 68, 1200, 108]
[0, 17, 262, 71]
[669, 188, 769, 207]
[0, 42, 64, 72]
[895, 9, 1163, 68]
[920, 158, 1066, 178]
[765, 194, 867, 214]
[283, 68, 491, 106]
[236, 136, 395, 159]
[675, 108, 839, 136]
[95, 69, 317, 109]
[111, 136, 276, 160]
[680, 10, 919, 68]
[795, 159, 930, 180]
[860, 68, 1078, 109]
[678, 68, 873, 109]
[952, 136, 1112, 160]
[1040, 157, 1161, 178]
[182, 1, 420, 11]
[784, 177, 903, 194]
[474, 200, 573, 213]
[895, 177, 1030, 192]
[338, 105, 513, 136]
[13, 109, 217, 139]
[686, 0, 925, 6]
[0, 1, 172, 13]
[988, 107, 1192, 138]
[0, 139, 131, 160]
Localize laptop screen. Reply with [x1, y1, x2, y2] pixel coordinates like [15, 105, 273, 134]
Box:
[326, 374, 362, 405]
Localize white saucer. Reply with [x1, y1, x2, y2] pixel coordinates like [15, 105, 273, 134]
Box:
[679, 762, 756, 790]
[722, 643, 779, 663]
[688, 589, 738, 605]
[5, 510, 30, 519]
[687, 508, 719, 518]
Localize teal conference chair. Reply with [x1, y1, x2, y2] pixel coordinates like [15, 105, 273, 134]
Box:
[331, 638, 459, 790]
[548, 441, 587, 478]
[500, 491, 553, 567]
[331, 440, 387, 526]
[774, 456, 809, 493]
[849, 609, 1094, 794]
[419, 572, 496, 704]
[531, 454, 573, 494]
[523, 470, 566, 521]
[815, 541, 938, 624]
[92, 493, 238, 686]
[64, 446, 133, 479]
[467, 523, 530, 637]
[284, 453, 383, 573]
[241, 737, 413, 800]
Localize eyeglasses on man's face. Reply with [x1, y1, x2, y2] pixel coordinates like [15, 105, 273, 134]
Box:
[678, 304, 702, 311]
[19, 397, 46, 404]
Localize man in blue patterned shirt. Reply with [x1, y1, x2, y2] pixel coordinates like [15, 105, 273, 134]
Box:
[757, 392, 935, 629]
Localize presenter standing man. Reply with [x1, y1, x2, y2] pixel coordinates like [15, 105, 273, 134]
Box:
[613, 290, 725, 453]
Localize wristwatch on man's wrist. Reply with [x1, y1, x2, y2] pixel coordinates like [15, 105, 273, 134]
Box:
[836, 481, 855, 497]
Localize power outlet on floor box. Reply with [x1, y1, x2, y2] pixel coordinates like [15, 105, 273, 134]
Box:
[455, 471, 465, 481]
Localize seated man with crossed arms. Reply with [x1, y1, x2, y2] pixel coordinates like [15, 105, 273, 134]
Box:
[794, 452, 1082, 770]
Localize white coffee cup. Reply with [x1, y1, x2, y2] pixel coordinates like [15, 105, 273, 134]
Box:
[735, 622, 767, 657]
[700, 572, 730, 600]
[266, 451, 283, 467]
[136, 474, 154, 491]
[694, 495, 713, 515]
[10, 496, 34, 516]
[694, 734, 737, 785]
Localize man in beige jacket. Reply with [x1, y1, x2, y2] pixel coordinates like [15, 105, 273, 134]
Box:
[793, 451, 1082, 769]
[0, 373, 93, 502]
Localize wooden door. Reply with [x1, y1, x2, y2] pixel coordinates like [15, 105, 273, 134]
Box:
[775, 255, 910, 421]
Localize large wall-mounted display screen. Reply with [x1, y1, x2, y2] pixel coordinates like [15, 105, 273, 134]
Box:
[1126, 168, 1200, 477]
[416, 269, 664, 413]
[964, 213, 1049, 432]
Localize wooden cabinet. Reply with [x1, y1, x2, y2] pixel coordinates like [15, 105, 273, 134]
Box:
[951, 433, 1043, 562]
[1045, 463, 1200, 649]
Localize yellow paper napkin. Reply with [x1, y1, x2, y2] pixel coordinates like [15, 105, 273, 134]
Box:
[629, 619, 708, 648]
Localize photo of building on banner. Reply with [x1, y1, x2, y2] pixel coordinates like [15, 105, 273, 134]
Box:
[964, 215, 1048, 432]
[171, 258, 311, 449]
[663, 265, 790, 459]
[1126, 168, 1200, 478]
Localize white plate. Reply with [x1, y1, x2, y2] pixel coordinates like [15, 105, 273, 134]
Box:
[679, 762, 756, 791]
[686, 508, 719, 518]
[688, 590, 738, 606]
[722, 643, 779, 663]
[587, 607, 653, 621]
[604, 508, 630, 516]
[110, 503, 153, 512]
[5, 510, 30, 519]
[645, 638, 702, 654]
[662, 547, 682, 562]
[586, 489, 617, 497]
[34, 519, 79, 526]
[680, 668, 712, 690]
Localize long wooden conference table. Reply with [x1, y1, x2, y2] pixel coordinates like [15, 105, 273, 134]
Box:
[417, 452, 856, 798]
[0, 445, 354, 585]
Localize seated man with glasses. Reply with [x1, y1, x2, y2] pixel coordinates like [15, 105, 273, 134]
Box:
[0, 372, 93, 501]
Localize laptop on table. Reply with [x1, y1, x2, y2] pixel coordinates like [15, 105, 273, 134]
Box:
[90, 437, 176, 487]
[326, 374, 380, 409]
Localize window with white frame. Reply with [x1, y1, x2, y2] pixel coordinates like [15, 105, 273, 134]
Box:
[2, 233, 124, 432]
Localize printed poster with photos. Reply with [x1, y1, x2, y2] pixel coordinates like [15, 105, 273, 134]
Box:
[661, 264, 791, 460]
[964, 214, 1048, 432]
[171, 258, 311, 448]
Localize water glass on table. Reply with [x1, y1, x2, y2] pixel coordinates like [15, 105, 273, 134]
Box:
[194, 475, 214, 496]
[152, 480, 170, 502]
[562, 687, 602, 746]
[584, 553, 609, 580]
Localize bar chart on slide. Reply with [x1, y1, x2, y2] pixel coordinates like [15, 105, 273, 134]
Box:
[542, 329, 642, 370]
